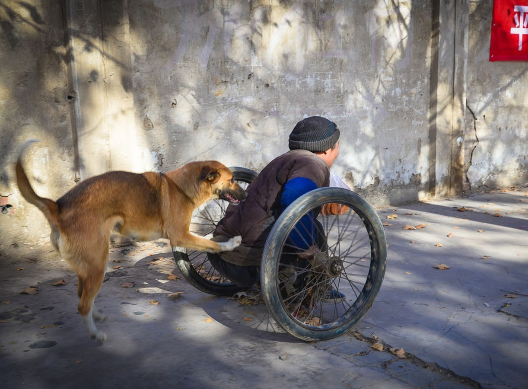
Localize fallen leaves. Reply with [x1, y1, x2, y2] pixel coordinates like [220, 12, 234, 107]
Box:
[305, 317, 321, 326]
[435, 243, 442, 247]
[447, 232, 455, 238]
[167, 274, 179, 281]
[403, 224, 426, 230]
[205, 318, 213, 323]
[389, 348, 407, 359]
[433, 264, 450, 270]
[371, 343, 384, 351]
[20, 286, 39, 295]
[52, 280, 66, 286]
[149, 300, 160, 305]
[387, 214, 398, 220]
[167, 292, 184, 300]
[120, 282, 135, 288]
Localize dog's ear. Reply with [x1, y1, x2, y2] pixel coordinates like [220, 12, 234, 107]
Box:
[199, 165, 221, 184]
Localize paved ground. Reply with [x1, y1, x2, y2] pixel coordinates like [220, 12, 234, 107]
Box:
[0, 188, 527, 389]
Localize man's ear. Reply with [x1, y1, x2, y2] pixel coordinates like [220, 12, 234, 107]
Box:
[199, 165, 221, 183]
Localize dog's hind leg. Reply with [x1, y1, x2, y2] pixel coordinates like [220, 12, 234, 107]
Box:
[77, 250, 108, 342]
[77, 275, 84, 298]
[79, 273, 107, 341]
[77, 274, 107, 323]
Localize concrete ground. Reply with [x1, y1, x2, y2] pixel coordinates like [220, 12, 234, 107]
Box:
[0, 189, 527, 389]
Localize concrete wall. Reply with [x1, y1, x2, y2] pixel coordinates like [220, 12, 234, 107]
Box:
[1, 0, 527, 248]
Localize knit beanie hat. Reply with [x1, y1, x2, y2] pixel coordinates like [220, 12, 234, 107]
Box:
[289, 116, 340, 152]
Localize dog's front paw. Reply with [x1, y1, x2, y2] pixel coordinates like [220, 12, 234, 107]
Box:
[220, 235, 242, 252]
[91, 331, 107, 342]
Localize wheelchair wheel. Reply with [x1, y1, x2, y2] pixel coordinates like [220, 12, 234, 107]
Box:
[261, 187, 387, 341]
[173, 167, 258, 296]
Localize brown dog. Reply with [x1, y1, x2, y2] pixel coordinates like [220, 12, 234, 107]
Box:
[16, 140, 246, 341]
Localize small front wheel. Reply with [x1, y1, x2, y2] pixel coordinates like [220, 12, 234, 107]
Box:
[173, 167, 258, 296]
[261, 187, 387, 341]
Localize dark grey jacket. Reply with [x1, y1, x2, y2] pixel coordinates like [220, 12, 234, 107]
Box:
[214, 149, 330, 266]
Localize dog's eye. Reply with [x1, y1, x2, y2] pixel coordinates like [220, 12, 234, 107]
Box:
[230, 178, 235, 184]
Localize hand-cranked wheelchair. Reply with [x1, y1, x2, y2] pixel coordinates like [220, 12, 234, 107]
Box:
[172, 167, 386, 341]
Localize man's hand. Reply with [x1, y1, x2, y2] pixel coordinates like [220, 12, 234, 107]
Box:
[321, 203, 349, 216]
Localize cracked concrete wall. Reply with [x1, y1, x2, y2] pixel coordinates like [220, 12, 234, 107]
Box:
[1, 0, 527, 248]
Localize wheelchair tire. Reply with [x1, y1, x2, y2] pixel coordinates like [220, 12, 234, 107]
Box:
[261, 187, 387, 341]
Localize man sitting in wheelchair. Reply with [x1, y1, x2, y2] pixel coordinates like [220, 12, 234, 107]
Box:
[208, 116, 346, 302]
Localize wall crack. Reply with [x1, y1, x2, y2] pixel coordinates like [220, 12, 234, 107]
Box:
[465, 102, 480, 190]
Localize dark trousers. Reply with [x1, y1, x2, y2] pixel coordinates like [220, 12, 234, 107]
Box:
[207, 253, 260, 288]
[207, 219, 326, 288]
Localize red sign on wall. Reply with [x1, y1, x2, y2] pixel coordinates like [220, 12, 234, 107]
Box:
[490, 0, 528, 61]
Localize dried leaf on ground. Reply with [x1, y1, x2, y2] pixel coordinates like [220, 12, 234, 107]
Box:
[52, 280, 66, 286]
[149, 300, 160, 305]
[382, 222, 392, 227]
[205, 318, 213, 323]
[482, 256, 491, 260]
[2, 301, 11, 305]
[387, 214, 398, 220]
[434, 264, 450, 270]
[305, 317, 321, 326]
[457, 207, 471, 212]
[120, 282, 135, 288]
[403, 225, 416, 230]
[21, 286, 39, 295]
[505, 294, 518, 299]
[390, 348, 407, 359]
[167, 274, 179, 280]
[167, 292, 184, 300]
[477, 230, 484, 233]
[243, 317, 254, 322]
[416, 224, 427, 229]
[17, 268, 24, 271]
[435, 243, 442, 247]
[371, 343, 384, 351]
[113, 265, 123, 270]
[493, 213, 503, 217]
[447, 232, 454, 238]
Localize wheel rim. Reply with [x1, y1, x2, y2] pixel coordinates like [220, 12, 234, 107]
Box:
[274, 198, 384, 332]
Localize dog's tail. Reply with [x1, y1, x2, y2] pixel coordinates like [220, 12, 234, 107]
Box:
[16, 140, 60, 229]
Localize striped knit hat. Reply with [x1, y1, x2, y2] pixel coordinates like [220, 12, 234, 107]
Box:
[289, 116, 340, 152]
